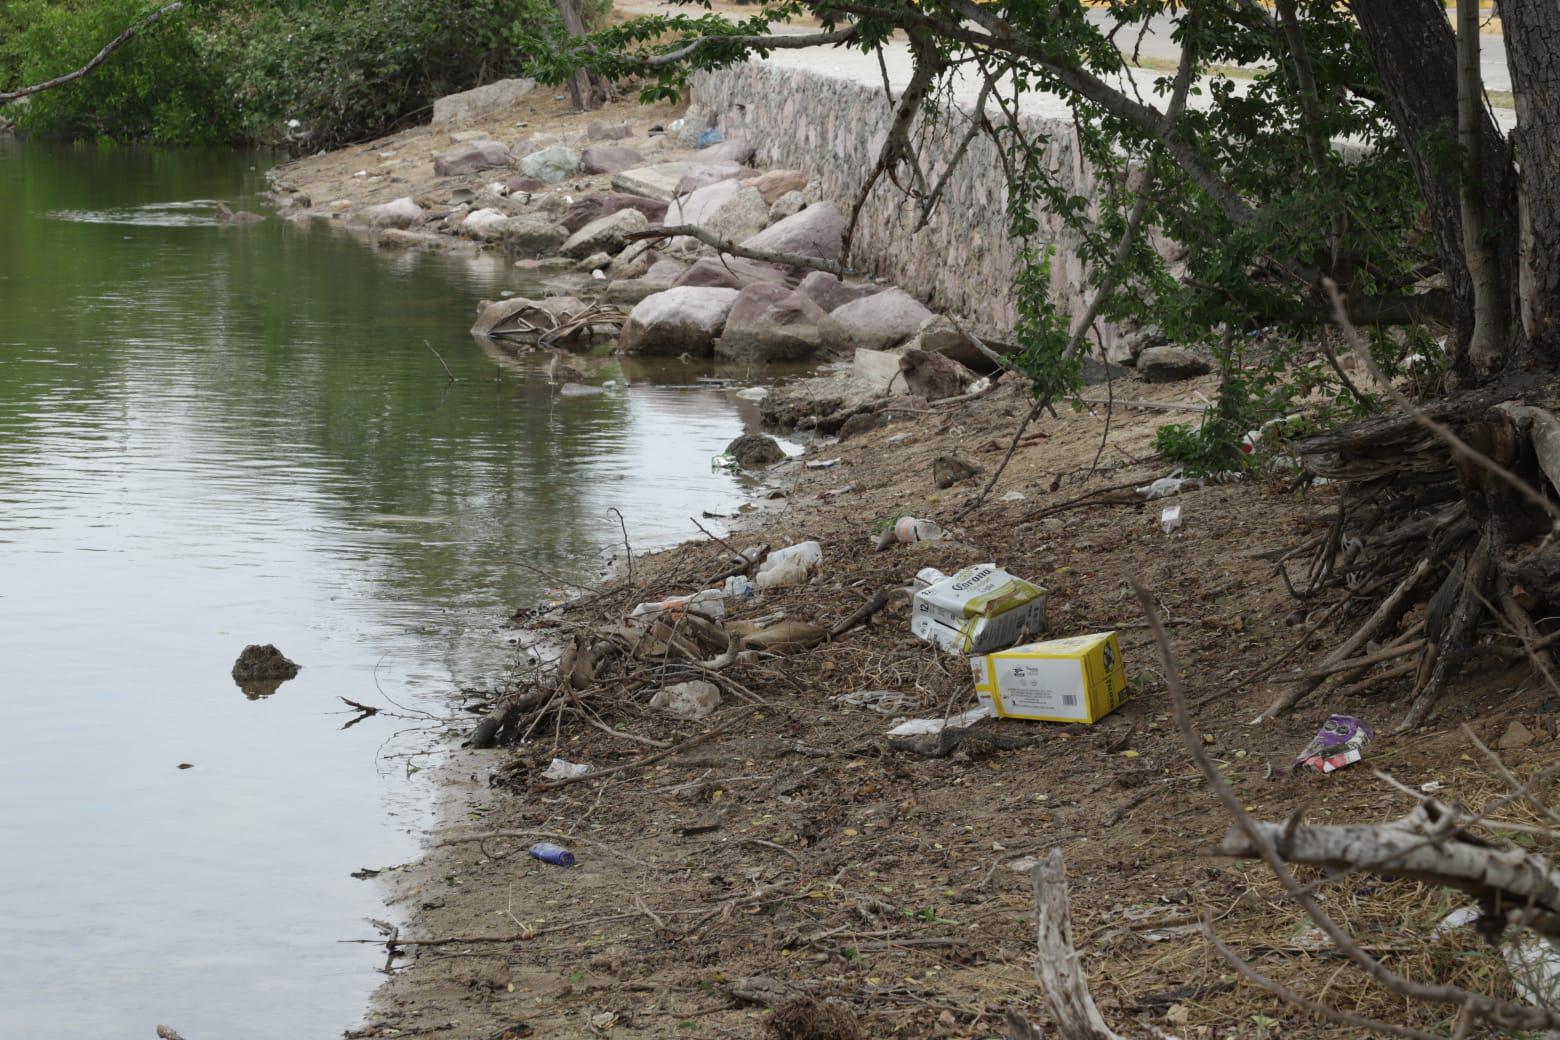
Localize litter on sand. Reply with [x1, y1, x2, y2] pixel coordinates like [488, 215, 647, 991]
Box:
[911, 563, 1047, 654]
[1293, 714, 1374, 773]
[1160, 504, 1183, 534]
[542, 758, 591, 781]
[970, 632, 1129, 724]
[887, 704, 991, 736]
[874, 515, 943, 551]
[833, 689, 920, 715]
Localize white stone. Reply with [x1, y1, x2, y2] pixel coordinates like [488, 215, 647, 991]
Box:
[431, 78, 537, 125]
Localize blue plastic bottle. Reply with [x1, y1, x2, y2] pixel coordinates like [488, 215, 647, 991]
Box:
[528, 842, 576, 867]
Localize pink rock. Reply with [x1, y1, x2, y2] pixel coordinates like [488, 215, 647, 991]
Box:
[581, 145, 643, 175]
[432, 141, 512, 177]
[740, 169, 807, 205]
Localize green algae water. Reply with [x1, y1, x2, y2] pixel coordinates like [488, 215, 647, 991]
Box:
[0, 140, 781, 1039]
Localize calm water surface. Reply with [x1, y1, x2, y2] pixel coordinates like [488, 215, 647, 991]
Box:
[0, 141, 780, 1039]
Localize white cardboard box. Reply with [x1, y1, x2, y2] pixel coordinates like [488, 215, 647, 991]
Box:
[910, 563, 1047, 654]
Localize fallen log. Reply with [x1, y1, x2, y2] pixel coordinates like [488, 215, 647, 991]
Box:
[1214, 799, 1560, 938]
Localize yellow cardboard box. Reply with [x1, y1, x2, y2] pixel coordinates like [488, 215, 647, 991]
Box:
[969, 632, 1128, 724]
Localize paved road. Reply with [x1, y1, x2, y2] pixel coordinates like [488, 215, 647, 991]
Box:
[632, 1, 1517, 128]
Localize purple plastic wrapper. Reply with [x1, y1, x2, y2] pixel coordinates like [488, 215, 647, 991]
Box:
[1293, 714, 1374, 774]
[528, 842, 576, 867]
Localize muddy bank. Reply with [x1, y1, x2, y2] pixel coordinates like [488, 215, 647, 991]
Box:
[349, 365, 1546, 1039]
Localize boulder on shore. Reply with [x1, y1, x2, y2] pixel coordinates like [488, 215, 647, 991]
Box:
[664, 182, 768, 253]
[741, 169, 807, 205]
[561, 192, 668, 234]
[906, 314, 986, 369]
[560, 208, 649, 259]
[587, 120, 633, 141]
[618, 287, 740, 357]
[797, 271, 884, 314]
[518, 145, 581, 184]
[726, 433, 787, 468]
[672, 256, 792, 292]
[581, 145, 643, 175]
[900, 347, 975, 401]
[367, 196, 425, 230]
[716, 283, 829, 362]
[698, 135, 756, 165]
[673, 162, 749, 195]
[740, 202, 846, 263]
[820, 288, 935, 353]
[433, 141, 511, 177]
[1137, 345, 1212, 383]
[497, 215, 570, 257]
[431, 78, 536, 125]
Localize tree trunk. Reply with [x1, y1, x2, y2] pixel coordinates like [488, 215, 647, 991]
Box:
[556, 0, 602, 112]
[1456, 0, 1507, 372]
[1501, 0, 1560, 361]
[1351, 0, 1520, 374]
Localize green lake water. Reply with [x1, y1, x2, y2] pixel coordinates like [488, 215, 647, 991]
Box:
[0, 140, 784, 1038]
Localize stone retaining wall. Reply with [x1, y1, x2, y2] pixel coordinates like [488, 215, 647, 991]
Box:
[692, 62, 1114, 350]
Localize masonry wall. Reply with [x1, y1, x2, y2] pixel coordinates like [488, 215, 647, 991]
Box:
[692, 62, 1110, 348]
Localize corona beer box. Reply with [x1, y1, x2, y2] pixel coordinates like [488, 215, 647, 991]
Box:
[969, 632, 1128, 724]
[910, 564, 1047, 655]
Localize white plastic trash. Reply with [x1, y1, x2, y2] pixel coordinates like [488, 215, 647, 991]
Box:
[723, 574, 755, 599]
[650, 679, 722, 720]
[876, 516, 943, 550]
[1160, 504, 1183, 534]
[542, 758, 591, 781]
[754, 541, 823, 589]
[629, 588, 726, 623]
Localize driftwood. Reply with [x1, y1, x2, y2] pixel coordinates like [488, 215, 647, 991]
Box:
[1008, 849, 1128, 1040]
[1215, 799, 1560, 938]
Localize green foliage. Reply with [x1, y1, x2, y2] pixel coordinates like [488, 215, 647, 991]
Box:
[1, 0, 599, 146]
[1, 0, 238, 143]
[215, 0, 534, 149]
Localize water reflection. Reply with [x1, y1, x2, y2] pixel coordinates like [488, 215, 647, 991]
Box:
[0, 140, 782, 1040]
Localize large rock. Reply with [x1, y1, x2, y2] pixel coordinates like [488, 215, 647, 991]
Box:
[907, 314, 985, 369]
[431, 78, 536, 125]
[503, 174, 548, 194]
[641, 257, 688, 286]
[900, 348, 975, 401]
[673, 162, 748, 195]
[665, 183, 769, 253]
[499, 216, 569, 257]
[518, 145, 581, 184]
[367, 196, 425, 229]
[561, 208, 648, 258]
[611, 162, 697, 201]
[741, 169, 807, 205]
[740, 202, 846, 262]
[716, 283, 829, 362]
[672, 256, 791, 291]
[581, 145, 643, 175]
[820, 288, 935, 352]
[1138, 345, 1212, 383]
[232, 644, 300, 681]
[768, 191, 806, 224]
[853, 347, 911, 394]
[460, 207, 511, 239]
[619, 287, 740, 356]
[433, 140, 511, 177]
[561, 192, 668, 233]
[698, 135, 755, 165]
[587, 120, 633, 141]
[726, 433, 786, 468]
[797, 271, 884, 313]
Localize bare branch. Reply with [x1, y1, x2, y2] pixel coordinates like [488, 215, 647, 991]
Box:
[0, 2, 186, 103]
[625, 224, 850, 277]
[635, 26, 860, 68]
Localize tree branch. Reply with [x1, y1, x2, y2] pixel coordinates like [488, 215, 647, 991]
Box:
[0, 2, 186, 103]
[636, 26, 859, 68]
[625, 224, 850, 277]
